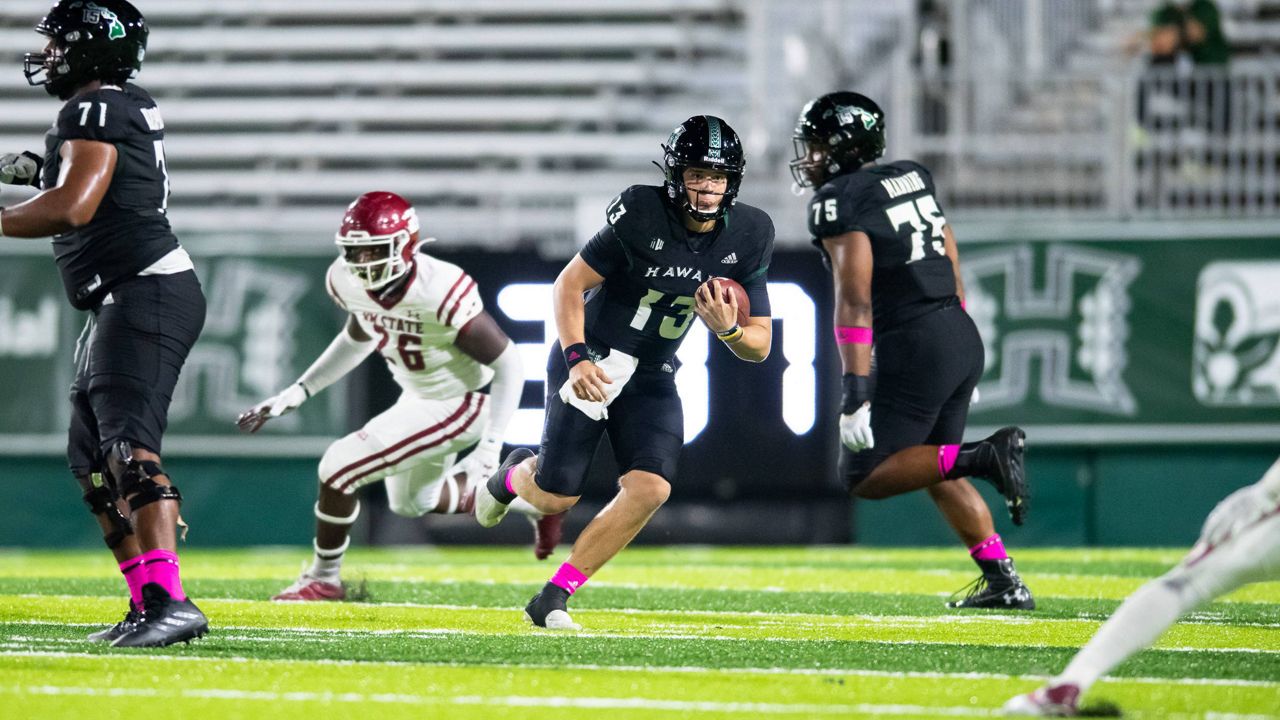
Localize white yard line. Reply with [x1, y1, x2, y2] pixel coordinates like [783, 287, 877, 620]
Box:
[2, 649, 1278, 689]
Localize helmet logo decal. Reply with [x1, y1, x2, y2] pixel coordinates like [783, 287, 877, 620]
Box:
[83, 3, 126, 40]
[829, 104, 878, 131]
[705, 116, 723, 160]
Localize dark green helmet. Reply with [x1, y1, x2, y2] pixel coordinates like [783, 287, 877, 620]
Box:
[24, 0, 148, 100]
[658, 115, 746, 222]
[790, 91, 885, 188]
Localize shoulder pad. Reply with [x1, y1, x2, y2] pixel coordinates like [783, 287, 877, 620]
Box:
[56, 88, 146, 143]
[807, 179, 862, 239]
[606, 184, 665, 231]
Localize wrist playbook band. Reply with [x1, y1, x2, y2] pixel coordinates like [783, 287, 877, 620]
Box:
[835, 325, 872, 345]
[717, 324, 744, 344]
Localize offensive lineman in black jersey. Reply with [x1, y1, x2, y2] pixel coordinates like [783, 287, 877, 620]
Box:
[792, 92, 1035, 609]
[0, 1, 208, 645]
[476, 116, 775, 628]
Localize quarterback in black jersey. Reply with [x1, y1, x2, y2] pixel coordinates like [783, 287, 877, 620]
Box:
[477, 115, 775, 629]
[793, 91, 1034, 610]
[0, 1, 207, 646]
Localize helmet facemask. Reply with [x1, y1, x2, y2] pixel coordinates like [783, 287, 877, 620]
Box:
[788, 136, 834, 189]
[664, 152, 742, 223]
[335, 225, 416, 291]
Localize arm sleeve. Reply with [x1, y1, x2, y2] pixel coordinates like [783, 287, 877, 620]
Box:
[297, 329, 376, 397]
[474, 341, 523, 453]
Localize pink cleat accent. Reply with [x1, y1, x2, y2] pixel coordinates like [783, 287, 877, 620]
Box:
[1003, 683, 1081, 716]
[272, 575, 346, 602]
[532, 512, 567, 560]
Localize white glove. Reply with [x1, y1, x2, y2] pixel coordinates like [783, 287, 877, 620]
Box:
[840, 402, 874, 452]
[0, 152, 41, 186]
[971, 386, 980, 406]
[236, 382, 309, 434]
[446, 442, 501, 490]
[1198, 483, 1280, 549]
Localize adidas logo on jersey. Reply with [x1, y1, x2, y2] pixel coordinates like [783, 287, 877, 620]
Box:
[721, 253, 738, 264]
[650, 237, 664, 251]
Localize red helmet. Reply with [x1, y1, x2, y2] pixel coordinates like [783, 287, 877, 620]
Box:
[334, 191, 429, 290]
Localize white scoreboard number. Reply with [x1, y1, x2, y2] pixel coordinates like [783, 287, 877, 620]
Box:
[497, 282, 817, 444]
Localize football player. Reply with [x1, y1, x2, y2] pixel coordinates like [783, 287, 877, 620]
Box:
[474, 116, 775, 629]
[792, 91, 1035, 609]
[237, 191, 555, 601]
[1005, 457, 1280, 716]
[0, 0, 207, 647]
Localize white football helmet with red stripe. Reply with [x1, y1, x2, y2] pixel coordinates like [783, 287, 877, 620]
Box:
[335, 191, 435, 290]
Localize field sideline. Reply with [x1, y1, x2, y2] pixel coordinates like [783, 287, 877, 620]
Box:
[1, 546, 1277, 719]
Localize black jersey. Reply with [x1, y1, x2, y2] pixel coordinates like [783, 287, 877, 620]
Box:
[579, 185, 773, 362]
[42, 83, 178, 310]
[807, 160, 956, 332]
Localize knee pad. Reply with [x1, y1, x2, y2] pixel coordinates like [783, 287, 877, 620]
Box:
[81, 473, 133, 549]
[113, 441, 183, 512]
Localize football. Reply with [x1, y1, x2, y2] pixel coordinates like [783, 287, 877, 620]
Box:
[708, 276, 750, 326]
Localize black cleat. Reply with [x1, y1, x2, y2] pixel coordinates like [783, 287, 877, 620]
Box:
[524, 582, 582, 630]
[87, 602, 142, 643]
[947, 558, 1036, 610]
[111, 583, 208, 647]
[971, 426, 1029, 525]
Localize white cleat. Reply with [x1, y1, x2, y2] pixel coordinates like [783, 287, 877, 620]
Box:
[526, 608, 582, 631]
[473, 482, 510, 528]
[474, 448, 534, 528]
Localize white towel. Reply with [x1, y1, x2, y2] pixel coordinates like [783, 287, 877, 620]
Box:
[558, 348, 639, 420]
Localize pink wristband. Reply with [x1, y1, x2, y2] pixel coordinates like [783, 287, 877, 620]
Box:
[834, 326, 872, 345]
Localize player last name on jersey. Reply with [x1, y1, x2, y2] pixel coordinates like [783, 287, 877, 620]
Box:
[880, 170, 926, 199]
[360, 311, 423, 334]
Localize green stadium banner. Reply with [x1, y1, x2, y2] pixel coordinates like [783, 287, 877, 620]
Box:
[0, 253, 347, 456]
[961, 238, 1280, 443]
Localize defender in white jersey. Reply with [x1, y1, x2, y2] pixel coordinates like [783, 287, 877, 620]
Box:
[1005, 456, 1280, 716]
[237, 192, 561, 602]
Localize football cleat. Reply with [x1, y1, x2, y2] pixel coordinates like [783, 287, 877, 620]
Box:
[475, 448, 534, 528]
[948, 558, 1036, 610]
[531, 511, 566, 561]
[972, 426, 1029, 526]
[1003, 683, 1081, 716]
[111, 583, 208, 648]
[524, 582, 582, 630]
[87, 602, 142, 643]
[272, 573, 346, 602]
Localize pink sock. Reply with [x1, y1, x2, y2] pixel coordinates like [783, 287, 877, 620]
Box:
[120, 557, 146, 607]
[970, 533, 1009, 561]
[937, 444, 960, 478]
[549, 562, 588, 595]
[504, 467, 517, 496]
[140, 548, 186, 601]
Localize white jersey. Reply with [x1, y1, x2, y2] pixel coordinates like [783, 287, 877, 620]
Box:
[325, 255, 493, 400]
